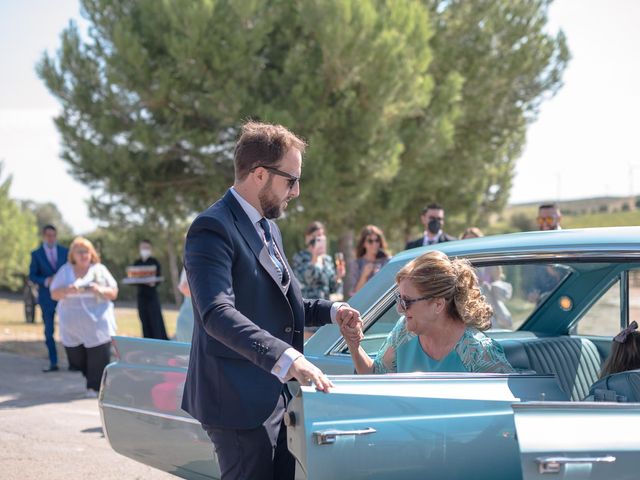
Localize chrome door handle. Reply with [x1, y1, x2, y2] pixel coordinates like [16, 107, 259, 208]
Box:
[313, 427, 377, 445]
[536, 455, 616, 474]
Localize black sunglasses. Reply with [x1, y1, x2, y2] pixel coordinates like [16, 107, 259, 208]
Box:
[394, 292, 431, 312]
[365, 237, 380, 244]
[253, 165, 300, 190]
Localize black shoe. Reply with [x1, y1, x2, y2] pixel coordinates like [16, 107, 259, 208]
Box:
[68, 365, 80, 372]
[42, 365, 59, 373]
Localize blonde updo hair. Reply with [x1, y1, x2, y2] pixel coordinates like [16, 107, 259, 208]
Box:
[395, 251, 493, 330]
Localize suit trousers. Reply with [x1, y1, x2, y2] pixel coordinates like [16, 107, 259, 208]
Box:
[65, 341, 111, 391]
[203, 392, 295, 480]
[42, 308, 58, 367]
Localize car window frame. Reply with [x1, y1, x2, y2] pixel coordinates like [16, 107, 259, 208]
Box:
[328, 256, 578, 357]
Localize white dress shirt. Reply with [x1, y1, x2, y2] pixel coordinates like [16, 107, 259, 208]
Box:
[229, 187, 342, 381]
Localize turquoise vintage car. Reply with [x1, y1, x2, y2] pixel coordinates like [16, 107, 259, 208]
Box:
[99, 227, 640, 479]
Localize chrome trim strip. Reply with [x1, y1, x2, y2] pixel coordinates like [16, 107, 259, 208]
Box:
[512, 401, 640, 410]
[100, 402, 201, 425]
[313, 427, 377, 445]
[462, 251, 640, 263]
[621, 270, 629, 328]
[536, 455, 616, 474]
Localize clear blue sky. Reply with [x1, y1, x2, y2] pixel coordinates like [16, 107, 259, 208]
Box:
[1, 0, 639, 234]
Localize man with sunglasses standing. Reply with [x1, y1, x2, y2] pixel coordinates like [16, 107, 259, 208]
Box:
[405, 203, 457, 250]
[537, 203, 562, 230]
[182, 121, 361, 480]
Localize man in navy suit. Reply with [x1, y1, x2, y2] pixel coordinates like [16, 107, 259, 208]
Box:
[405, 203, 457, 250]
[29, 224, 69, 372]
[183, 121, 361, 480]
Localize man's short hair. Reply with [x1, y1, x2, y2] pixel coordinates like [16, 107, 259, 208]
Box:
[539, 203, 558, 211]
[422, 203, 443, 214]
[140, 239, 152, 246]
[233, 121, 307, 181]
[42, 224, 56, 234]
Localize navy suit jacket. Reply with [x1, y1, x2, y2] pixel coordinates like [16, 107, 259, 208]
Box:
[29, 244, 68, 313]
[182, 190, 333, 429]
[405, 232, 457, 250]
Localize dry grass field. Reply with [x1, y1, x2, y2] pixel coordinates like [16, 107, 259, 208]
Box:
[0, 295, 178, 362]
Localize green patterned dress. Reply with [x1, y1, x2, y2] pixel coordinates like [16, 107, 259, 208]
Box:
[372, 317, 514, 374]
[292, 250, 340, 300]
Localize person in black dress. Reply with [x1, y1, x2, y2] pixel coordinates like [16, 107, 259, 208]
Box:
[134, 240, 168, 340]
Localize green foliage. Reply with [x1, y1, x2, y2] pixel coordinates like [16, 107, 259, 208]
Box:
[0, 163, 39, 291]
[509, 212, 537, 232]
[19, 200, 74, 237]
[38, 0, 568, 261]
[384, 0, 569, 244]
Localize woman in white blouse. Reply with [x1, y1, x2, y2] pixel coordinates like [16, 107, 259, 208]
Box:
[50, 237, 118, 398]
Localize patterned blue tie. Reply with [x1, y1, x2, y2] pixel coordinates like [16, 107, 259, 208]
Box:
[259, 218, 288, 285]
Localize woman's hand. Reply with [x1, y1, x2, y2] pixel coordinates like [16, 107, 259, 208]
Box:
[360, 262, 375, 278]
[65, 284, 80, 297]
[340, 319, 364, 348]
[88, 282, 103, 297]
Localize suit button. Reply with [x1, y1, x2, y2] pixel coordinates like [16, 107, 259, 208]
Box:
[284, 327, 293, 333]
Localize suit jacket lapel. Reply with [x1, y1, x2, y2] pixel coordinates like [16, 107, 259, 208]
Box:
[223, 190, 287, 292]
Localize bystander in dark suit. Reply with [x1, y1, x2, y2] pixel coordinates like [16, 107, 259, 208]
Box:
[182, 121, 361, 480]
[405, 202, 457, 249]
[29, 224, 68, 372]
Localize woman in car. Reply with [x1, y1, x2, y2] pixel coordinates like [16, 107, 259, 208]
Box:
[341, 250, 514, 374]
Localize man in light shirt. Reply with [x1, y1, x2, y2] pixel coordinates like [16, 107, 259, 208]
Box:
[182, 121, 361, 480]
[29, 224, 68, 372]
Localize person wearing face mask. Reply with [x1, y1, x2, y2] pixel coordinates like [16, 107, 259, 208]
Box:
[29, 224, 69, 372]
[405, 203, 457, 250]
[133, 240, 168, 340]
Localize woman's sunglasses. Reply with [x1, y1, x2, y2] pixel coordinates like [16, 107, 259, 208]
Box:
[394, 292, 431, 312]
[365, 237, 380, 244]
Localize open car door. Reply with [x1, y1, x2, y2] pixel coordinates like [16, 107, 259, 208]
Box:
[286, 373, 566, 480]
[512, 402, 640, 480]
[99, 336, 218, 479]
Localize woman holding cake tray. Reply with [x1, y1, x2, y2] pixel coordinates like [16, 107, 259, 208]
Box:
[50, 237, 118, 398]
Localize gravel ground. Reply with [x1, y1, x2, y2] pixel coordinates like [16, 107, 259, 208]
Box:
[0, 350, 174, 480]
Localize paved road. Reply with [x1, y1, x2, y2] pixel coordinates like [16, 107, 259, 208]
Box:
[0, 351, 174, 480]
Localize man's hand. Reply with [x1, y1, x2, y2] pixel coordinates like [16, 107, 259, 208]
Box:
[335, 304, 361, 328]
[336, 305, 364, 348]
[287, 356, 333, 393]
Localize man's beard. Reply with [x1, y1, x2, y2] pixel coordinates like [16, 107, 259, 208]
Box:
[258, 179, 288, 219]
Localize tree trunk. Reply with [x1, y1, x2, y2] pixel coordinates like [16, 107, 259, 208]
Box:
[165, 228, 182, 307]
[338, 228, 355, 300]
